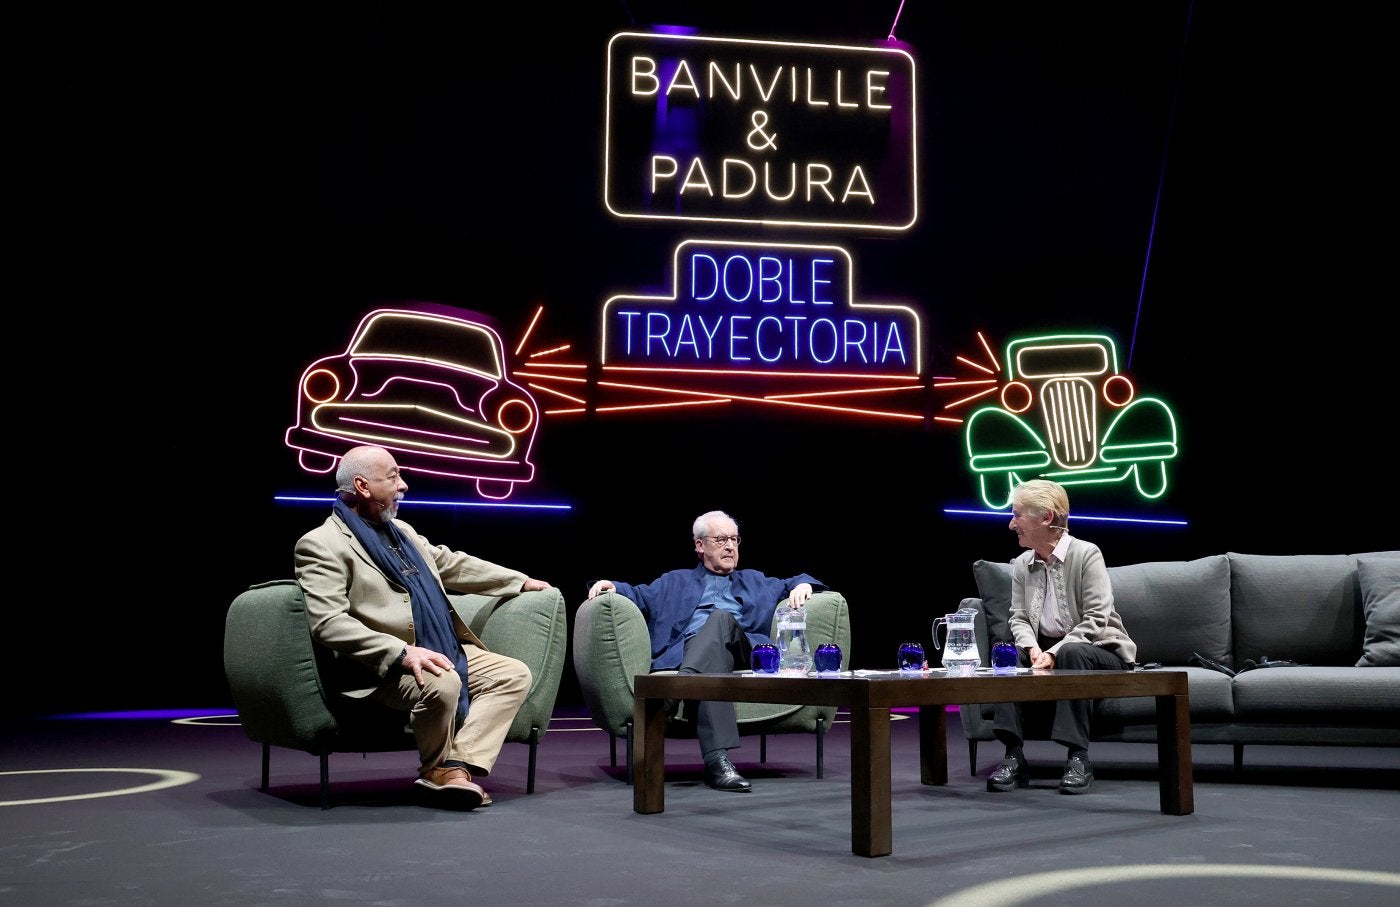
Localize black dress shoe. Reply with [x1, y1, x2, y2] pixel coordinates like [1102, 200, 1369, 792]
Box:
[703, 753, 752, 792]
[986, 754, 1030, 792]
[1059, 753, 1094, 794]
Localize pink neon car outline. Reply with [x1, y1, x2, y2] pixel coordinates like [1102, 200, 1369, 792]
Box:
[284, 304, 539, 500]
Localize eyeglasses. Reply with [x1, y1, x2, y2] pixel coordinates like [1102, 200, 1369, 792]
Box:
[388, 545, 419, 577]
[704, 535, 741, 547]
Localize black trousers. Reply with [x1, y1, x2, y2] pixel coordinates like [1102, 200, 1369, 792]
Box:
[993, 637, 1128, 752]
[676, 611, 753, 754]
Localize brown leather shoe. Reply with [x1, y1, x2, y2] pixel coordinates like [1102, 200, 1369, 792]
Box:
[414, 765, 485, 810]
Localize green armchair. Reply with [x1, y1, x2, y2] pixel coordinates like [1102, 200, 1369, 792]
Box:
[223, 579, 567, 807]
[571, 590, 851, 782]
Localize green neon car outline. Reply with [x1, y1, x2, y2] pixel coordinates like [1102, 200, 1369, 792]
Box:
[963, 333, 1178, 510]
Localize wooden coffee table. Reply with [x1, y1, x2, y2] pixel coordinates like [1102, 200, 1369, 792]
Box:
[632, 668, 1192, 857]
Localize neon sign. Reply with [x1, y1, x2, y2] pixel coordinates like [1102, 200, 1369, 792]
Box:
[597, 239, 924, 419]
[284, 304, 542, 501]
[935, 332, 1180, 509]
[604, 32, 918, 231]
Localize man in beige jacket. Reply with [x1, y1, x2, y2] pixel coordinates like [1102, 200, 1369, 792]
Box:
[295, 445, 553, 810]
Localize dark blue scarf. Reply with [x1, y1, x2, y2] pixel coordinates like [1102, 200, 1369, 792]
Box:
[334, 499, 469, 722]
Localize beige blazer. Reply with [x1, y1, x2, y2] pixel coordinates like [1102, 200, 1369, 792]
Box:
[294, 511, 528, 698]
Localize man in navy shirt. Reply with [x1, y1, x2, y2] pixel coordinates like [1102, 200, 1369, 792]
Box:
[587, 510, 824, 791]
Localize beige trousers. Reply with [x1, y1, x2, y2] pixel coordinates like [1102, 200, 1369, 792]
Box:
[371, 642, 531, 776]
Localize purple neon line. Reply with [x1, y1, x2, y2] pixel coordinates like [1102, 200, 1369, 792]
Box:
[49, 708, 233, 720]
[887, 0, 907, 41]
[1128, 0, 1195, 370]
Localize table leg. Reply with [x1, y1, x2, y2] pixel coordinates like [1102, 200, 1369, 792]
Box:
[849, 706, 892, 857]
[633, 693, 667, 814]
[918, 705, 948, 785]
[1155, 691, 1194, 815]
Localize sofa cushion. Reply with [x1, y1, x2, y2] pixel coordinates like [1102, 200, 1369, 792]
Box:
[1232, 666, 1400, 722]
[1228, 553, 1359, 666]
[1108, 555, 1231, 667]
[972, 559, 1014, 646]
[1095, 667, 1235, 726]
[1354, 553, 1400, 667]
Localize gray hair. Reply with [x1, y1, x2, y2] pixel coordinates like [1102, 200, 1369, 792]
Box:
[1012, 479, 1070, 530]
[692, 509, 738, 542]
[335, 445, 387, 497]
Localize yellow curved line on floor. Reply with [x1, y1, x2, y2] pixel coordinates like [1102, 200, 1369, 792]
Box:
[173, 714, 240, 726]
[926, 863, 1400, 907]
[0, 768, 201, 807]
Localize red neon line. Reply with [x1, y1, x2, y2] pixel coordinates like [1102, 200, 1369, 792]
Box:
[602, 365, 920, 381]
[514, 371, 587, 383]
[976, 331, 1001, 372]
[596, 400, 730, 413]
[943, 386, 1000, 409]
[526, 383, 586, 405]
[598, 380, 734, 400]
[768, 384, 925, 401]
[747, 397, 924, 419]
[932, 378, 996, 388]
[600, 386, 921, 420]
[514, 305, 544, 357]
[527, 344, 572, 358]
[955, 355, 995, 376]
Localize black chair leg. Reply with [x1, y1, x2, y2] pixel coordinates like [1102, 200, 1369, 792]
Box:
[609, 732, 618, 767]
[815, 716, 826, 779]
[526, 726, 540, 794]
[625, 721, 635, 786]
[968, 739, 979, 776]
[319, 754, 331, 810]
[260, 742, 270, 790]
[760, 733, 768, 763]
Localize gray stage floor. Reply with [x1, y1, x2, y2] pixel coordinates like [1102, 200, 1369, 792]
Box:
[2, 706, 1398, 906]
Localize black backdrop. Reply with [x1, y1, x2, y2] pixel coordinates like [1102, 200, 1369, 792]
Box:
[14, 2, 1388, 721]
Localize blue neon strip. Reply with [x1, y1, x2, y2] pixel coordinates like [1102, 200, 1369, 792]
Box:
[944, 507, 1188, 527]
[49, 708, 235, 721]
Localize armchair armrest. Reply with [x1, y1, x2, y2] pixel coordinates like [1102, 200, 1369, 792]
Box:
[572, 591, 654, 736]
[788, 591, 851, 662]
[450, 588, 568, 743]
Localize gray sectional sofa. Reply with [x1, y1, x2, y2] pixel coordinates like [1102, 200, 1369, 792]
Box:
[957, 550, 1400, 771]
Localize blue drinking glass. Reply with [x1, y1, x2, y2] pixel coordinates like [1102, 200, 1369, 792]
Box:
[897, 642, 926, 673]
[751, 643, 780, 674]
[814, 643, 842, 674]
[992, 642, 1019, 674]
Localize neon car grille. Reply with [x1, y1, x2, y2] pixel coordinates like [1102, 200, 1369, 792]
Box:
[1040, 377, 1097, 469]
